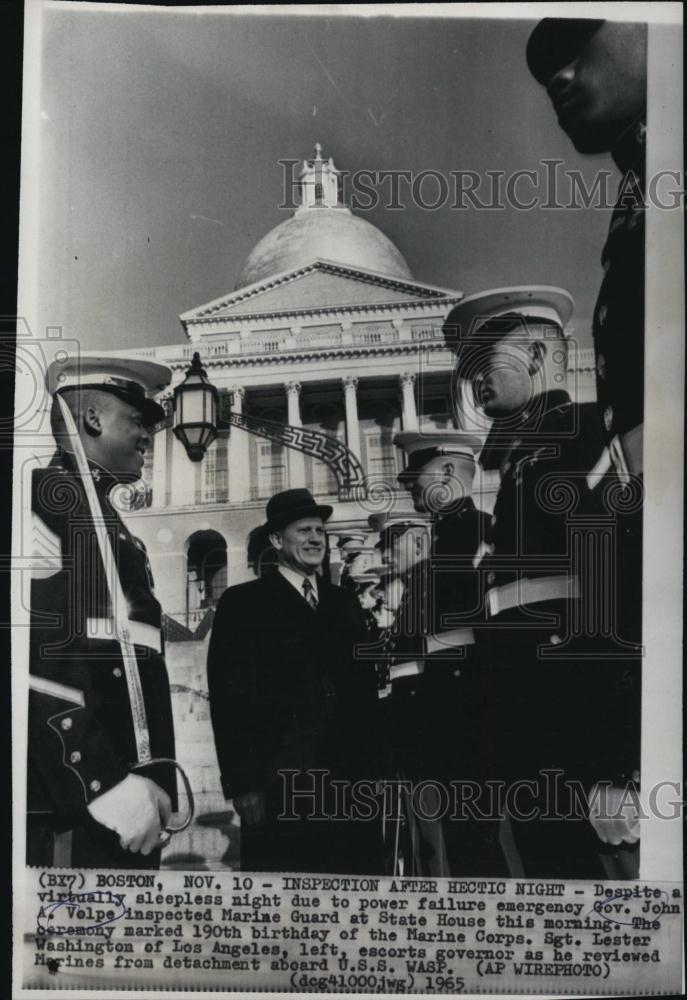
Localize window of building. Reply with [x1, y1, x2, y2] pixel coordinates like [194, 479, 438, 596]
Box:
[364, 428, 397, 481]
[304, 400, 344, 497]
[419, 393, 453, 431]
[358, 396, 401, 485]
[200, 434, 229, 504]
[257, 440, 286, 498]
[248, 406, 288, 500]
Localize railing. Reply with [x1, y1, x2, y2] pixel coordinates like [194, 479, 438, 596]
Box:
[352, 328, 400, 346]
[411, 326, 438, 341]
[567, 346, 596, 370]
[297, 329, 343, 350]
[119, 330, 597, 371]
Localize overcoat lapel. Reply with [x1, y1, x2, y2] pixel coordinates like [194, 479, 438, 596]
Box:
[261, 569, 318, 628]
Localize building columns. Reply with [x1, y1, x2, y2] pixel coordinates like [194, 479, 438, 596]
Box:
[286, 381, 307, 488]
[400, 372, 419, 431]
[151, 398, 171, 507]
[342, 375, 362, 459]
[228, 387, 250, 502]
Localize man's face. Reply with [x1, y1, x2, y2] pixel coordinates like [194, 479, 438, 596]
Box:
[271, 517, 326, 574]
[544, 22, 647, 153]
[473, 339, 533, 419]
[407, 456, 469, 513]
[88, 395, 150, 482]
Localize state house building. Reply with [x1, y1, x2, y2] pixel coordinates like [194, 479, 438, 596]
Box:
[107, 147, 596, 866]
[116, 145, 596, 634]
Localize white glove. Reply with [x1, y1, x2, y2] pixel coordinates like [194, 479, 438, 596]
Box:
[87, 773, 172, 855]
[588, 782, 641, 846]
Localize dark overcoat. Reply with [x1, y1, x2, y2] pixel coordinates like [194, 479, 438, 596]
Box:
[207, 569, 382, 872]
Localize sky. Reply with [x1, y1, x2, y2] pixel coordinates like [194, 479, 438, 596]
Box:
[31, 5, 623, 352]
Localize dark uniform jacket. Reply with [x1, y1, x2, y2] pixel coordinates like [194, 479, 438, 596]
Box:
[481, 390, 606, 590]
[591, 119, 645, 781]
[430, 500, 490, 639]
[478, 391, 638, 786]
[593, 117, 645, 438]
[381, 501, 490, 780]
[29, 453, 176, 828]
[418, 502, 492, 791]
[207, 569, 379, 801]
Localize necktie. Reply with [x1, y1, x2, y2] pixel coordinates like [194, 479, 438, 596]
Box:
[302, 577, 318, 610]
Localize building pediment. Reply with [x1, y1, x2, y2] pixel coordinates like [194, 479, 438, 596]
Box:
[180, 261, 460, 334]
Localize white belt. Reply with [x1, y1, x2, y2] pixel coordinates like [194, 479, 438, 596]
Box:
[586, 447, 613, 489]
[610, 424, 643, 482]
[586, 424, 643, 489]
[87, 617, 162, 654]
[379, 660, 425, 699]
[425, 627, 475, 655]
[389, 659, 424, 682]
[485, 575, 579, 619]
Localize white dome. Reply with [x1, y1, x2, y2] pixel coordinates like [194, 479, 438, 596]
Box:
[237, 206, 413, 289]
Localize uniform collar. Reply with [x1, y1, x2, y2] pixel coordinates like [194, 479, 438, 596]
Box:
[611, 116, 646, 176]
[516, 389, 571, 431]
[53, 449, 122, 495]
[436, 497, 476, 523]
[479, 390, 572, 470]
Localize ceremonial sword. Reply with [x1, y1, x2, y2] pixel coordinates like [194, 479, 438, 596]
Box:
[56, 393, 194, 841]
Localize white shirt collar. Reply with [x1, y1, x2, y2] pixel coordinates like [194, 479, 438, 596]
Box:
[278, 564, 319, 599]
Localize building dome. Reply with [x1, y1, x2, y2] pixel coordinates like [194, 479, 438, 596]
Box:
[236, 144, 413, 289]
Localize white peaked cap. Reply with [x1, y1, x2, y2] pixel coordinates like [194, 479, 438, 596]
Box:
[45, 351, 172, 426]
[442, 286, 575, 355]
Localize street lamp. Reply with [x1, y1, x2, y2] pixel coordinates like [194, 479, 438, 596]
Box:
[173, 352, 219, 462]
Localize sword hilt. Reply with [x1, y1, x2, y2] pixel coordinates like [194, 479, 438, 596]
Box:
[131, 757, 195, 835]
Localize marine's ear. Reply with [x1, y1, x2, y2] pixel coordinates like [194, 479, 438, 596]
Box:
[83, 405, 103, 437]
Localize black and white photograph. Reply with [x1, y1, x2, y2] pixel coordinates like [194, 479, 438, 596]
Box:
[11, 1, 683, 995]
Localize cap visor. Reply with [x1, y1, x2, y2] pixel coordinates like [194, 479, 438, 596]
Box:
[142, 398, 167, 428]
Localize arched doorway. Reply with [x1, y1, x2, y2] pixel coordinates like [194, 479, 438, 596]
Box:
[186, 530, 228, 627]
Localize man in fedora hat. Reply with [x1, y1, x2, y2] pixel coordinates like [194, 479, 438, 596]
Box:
[207, 488, 382, 873]
[28, 353, 177, 868]
[443, 287, 630, 877]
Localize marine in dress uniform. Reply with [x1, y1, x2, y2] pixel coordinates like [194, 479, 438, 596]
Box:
[526, 16, 646, 459]
[526, 14, 646, 478]
[444, 287, 623, 878]
[366, 511, 433, 873]
[527, 19, 645, 860]
[207, 489, 383, 874]
[336, 532, 368, 591]
[349, 567, 385, 637]
[28, 355, 177, 869]
[394, 432, 507, 876]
